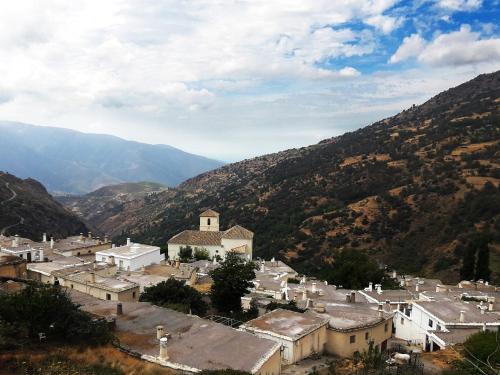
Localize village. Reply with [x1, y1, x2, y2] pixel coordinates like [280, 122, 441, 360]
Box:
[0, 209, 499, 375]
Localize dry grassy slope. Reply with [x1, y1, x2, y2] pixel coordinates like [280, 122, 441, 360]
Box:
[0, 172, 87, 239]
[79, 71, 500, 282]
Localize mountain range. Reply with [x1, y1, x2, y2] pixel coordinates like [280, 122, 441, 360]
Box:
[0, 122, 223, 194]
[63, 71, 500, 283]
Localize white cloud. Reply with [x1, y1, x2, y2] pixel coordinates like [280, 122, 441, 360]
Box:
[389, 25, 500, 66]
[365, 14, 404, 34]
[389, 34, 427, 63]
[436, 0, 482, 11]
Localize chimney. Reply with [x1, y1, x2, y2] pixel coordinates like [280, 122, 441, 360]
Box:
[157, 325, 164, 339]
[312, 282, 317, 294]
[324, 280, 328, 286]
[488, 298, 494, 311]
[302, 288, 307, 301]
[126, 238, 131, 246]
[481, 308, 485, 315]
[415, 284, 419, 292]
[483, 323, 487, 332]
[175, 259, 180, 269]
[88, 232, 92, 239]
[50, 237, 54, 249]
[392, 270, 397, 279]
[385, 300, 391, 312]
[378, 303, 383, 311]
[42, 233, 47, 243]
[260, 261, 265, 272]
[12, 234, 19, 248]
[104, 234, 109, 243]
[80, 233, 84, 241]
[351, 291, 356, 303]
[459, 310, 465, 323]
[159, 337, 169, 360]
[305, 298, 311, 309]
[378, 309, 384, 318]
[90, 272, 96, 283]
[117, 303, 123, 315]
[112, 244, 116, 248]
[346, 293, 351, 303]
[376, 284, 382, 294]
[369, 282, 373, 291]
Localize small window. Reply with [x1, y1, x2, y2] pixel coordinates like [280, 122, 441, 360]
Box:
[384, 323, 388, 332]
[88, 250, 91, 254]
[77, 252, 80, 256]
[437, 324, 441, 331]
[350, 335, 356, 344]
[365, 332, 369, 340]
[428, 319, 433, 328]
[70, 284, 74, 289]
[401, 317, 404, 325]
[106, 293, 111, 300]
[207, 218, 211, 225]
[132, 291, 136, 299]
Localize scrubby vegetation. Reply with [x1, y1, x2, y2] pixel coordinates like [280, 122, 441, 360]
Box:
[139, 278, 208, 316]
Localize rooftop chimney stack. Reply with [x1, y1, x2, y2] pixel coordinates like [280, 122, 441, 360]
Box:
[79, 233, 84, 241]
[459, 310, 465, 323]
[369, 282, 373, 291]
[12, 234, 19, 248]
[104, 234, 109, 243]
[42, 233, 47, 243]
[392, 270, 397, 279]
[159, 337, 169, 360]
[488, 298, 494, 311]
[378, 310, 384, 318]
[415, 284, 419, 292]
[50, 237, 54, 249]
[126, 238, 131, 246]
[346, 293, 351, 303]
[312, 282, 317, 294]
[302, 288, 307, 301]
[157, 325, 164, 339]
[301, 275, 306, 284]
[351, 291, 356, 303]
[88, 232, 92, 239]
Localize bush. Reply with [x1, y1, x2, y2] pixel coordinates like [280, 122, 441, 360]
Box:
[194, 248, 211, 261]
[140, 278, 207, 316]
[464, 331, 500, 365]
[179, 246, 193, 261]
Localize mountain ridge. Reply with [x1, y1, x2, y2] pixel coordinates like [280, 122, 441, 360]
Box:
[0, 121, 224, 194]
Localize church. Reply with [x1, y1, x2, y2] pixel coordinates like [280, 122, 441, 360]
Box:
[167, 209, 254, 260]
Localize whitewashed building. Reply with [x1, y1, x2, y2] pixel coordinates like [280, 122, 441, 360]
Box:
[96, 239, 163, 271]
[394, 299, 499, 351]
[168, 210, 254, 260]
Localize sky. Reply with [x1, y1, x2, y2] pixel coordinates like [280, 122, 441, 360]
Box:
[0, 1, 499, 162]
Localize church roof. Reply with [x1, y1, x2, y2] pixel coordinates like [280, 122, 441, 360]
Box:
[200, 209, 220, 217]
[168, 225, 253, 246]
[222, 225, 254, 240]
[168, 230, 223, 246]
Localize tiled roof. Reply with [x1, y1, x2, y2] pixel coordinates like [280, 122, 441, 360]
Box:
[222, 225, 254, 239]
[168, 225, 253, 246]
[168, 230, 223, 246]
[200, 209, 220, 217]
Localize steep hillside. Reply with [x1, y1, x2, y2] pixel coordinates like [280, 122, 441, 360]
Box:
[0, 172, 87, 239]
[57, 182, 169, 233]
[0, 122, 224, 194]
[69, 71, 500, 282]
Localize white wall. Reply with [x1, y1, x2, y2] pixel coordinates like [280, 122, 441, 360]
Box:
[168, 244, 222, 260]
[97, 249, 163, 271]
[221, 238, 253, 259]
[394, 305, 443, 348]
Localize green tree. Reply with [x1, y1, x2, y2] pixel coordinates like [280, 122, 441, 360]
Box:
[0, 283, 112, 349]
[140, 278, 207, 316]
[179, 245, 193, 262]
[209, 253, 257, 314]
[194, 247, 211, 261]
[319, 250, 385, 289]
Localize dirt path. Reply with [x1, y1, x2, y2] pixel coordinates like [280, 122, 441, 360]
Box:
[0, 182, 24, 235]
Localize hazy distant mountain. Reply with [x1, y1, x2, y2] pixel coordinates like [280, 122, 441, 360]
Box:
[0, 122, 224, 194]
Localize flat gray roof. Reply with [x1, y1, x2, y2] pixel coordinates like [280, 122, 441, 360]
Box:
[69, 291, 280, 373]
[416, 301, 500, 324]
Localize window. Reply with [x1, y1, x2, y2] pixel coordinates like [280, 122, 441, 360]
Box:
[384, 323, 388, 332]
[401, 317, 404, 325]
[350, 335, 356, 344]
[437, 324, 441, 331]
[102, 257, 106, 262]
[119, 260, 124, 270]
[77, 252, 80, 256]
[207, 218, 211, 225]
[88, 250, 91, 254]
[106, 293, 111, 300]
[365, 332, 369, 340]
[132, 292, 136, 299]
[428, 319, 433, 328]
[70, 284, 74, 289]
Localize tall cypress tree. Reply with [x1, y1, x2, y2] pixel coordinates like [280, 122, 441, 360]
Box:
[475, 237, 491, 281]
[460, 241, 476, 281]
